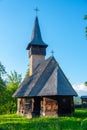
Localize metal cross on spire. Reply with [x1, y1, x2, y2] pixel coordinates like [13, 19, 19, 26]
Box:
[51, 50, 54, 57]
[34, 7, 39, 16]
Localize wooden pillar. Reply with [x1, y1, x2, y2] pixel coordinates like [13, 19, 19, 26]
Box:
[32, 98, 34, 112]
[42, 97, 46, 116]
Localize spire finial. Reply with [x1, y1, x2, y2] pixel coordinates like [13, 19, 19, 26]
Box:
[51, 50, 54, 57]
[34, 7, 39, 16]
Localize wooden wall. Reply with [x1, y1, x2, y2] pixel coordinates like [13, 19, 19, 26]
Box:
[44, 97, 58, 116]
[17, 98, 33, 118]
[17, 96, 74, 117]
[58, 96, 74, 116]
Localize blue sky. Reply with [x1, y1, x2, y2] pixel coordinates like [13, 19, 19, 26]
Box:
[0, 0, 87, 88]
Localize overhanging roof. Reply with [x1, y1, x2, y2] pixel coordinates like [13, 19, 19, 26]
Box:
[13, 57, 77, 98]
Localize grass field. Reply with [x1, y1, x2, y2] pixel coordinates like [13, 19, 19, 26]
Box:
[0, 109, 87, 130]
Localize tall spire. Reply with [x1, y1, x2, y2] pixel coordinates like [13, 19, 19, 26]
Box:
[31, 16, 43, 43]
[26, 16, 48, 50]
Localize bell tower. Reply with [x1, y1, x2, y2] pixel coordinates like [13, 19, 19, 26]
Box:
[26, 16, 48, 75]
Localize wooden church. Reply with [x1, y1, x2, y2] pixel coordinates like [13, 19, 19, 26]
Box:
[13, 15, 77, 118]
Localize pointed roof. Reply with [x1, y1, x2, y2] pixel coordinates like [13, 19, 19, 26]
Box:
[26, 16, 48, 50]
[13, 57, 77, 97]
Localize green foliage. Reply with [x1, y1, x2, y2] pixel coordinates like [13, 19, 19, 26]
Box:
[84, 81, 87, 86]
[0, 77, 5, 91]
[0, 71, 22, 114]
[0, 62, 7, 114]
[0, 61, 6, 92]
[25, 67, 30, 77]
[5, 71, 22, 114]
[84, 15, 87, 38]
[0, 62, 22, 114]
[84, 15, 87, 20]
[86, 27, 87, 32]
[3, 85, 17, 114]
[0, 86, 16, 114]
[0, 62, 6, 77]
[7, 71, 22, 85]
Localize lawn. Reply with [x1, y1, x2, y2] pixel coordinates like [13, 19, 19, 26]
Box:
[0, 109, 87, 130]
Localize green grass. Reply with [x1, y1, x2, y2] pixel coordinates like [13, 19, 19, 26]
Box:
[0, 109, 87, 130]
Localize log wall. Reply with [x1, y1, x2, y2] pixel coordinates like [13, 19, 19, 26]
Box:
[17, 96, 74, 118]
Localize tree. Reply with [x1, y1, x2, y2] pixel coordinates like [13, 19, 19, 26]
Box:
[0, 62, 7, 114]
[0, 62, 22, 114]
[0, 61, 6, 91]
[0, 62, 6, 77]
[5, 71, 22, 114]
[25, 68, 30, 77]
[84, 15, 87, 37]
[84, 81, 87, 86]
[7, 71, 22, 85]
[0, 61, 6, 94]
[0, 77, 5, 91]
[84, 15, 87, 20]
[0, 70, 22, 114]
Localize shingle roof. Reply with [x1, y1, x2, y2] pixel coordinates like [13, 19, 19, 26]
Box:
[26, 16, 48, 50]
[13, 57, 77, 98]
[57, 66, 77, 96]
[81, 96, 87, 99]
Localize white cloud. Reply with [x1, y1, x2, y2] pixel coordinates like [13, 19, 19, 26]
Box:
[73, 83, 87, 96]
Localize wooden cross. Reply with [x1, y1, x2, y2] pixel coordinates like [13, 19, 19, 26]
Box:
[51, 50, 54, 56]
[34, 7, 39, 15]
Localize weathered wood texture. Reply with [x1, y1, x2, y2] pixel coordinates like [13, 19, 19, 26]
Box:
[17, 96, 74, 118]
[45, 97, 58, 116]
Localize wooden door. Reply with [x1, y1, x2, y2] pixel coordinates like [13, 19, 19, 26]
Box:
[33, 97, 41, 116]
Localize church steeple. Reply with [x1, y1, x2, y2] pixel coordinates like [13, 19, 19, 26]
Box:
[27, 16, 48, 75]
[26, 16, 48, 50]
